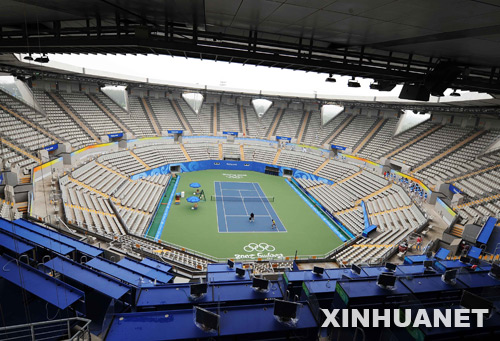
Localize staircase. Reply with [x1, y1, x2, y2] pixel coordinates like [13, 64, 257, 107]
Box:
[16, 202, 28, 214]
[266, 109, 284, 139]
[272, 149, 282, 165]
[88, 94, 133, 137]
[411, 130, 486, 174]
[455, 193, 500, 209]
[96, 162, 128, 179]
[324, 115, 355, 145]
[0, 138, 41, 164]
[68, 177, 118, 202]
[448, 163, 500, 183]
[129, 150, 151, 170]
[307, 183, 326, 190]
[352, 118, 386, 155]
[368, 204, 412, 217]
[213, 103, 218, 136]
[383, 124, 442, 159]
[218, 144, 223, 159]
[169, 99, 193, 134]
[313, 159, 330, 175]
[48, 92, 101, 143]
[239, 105, 247, 136]
[355, 184, 392, 205]
[296, 111, 310, 143]
[141, 98, 161, 136]
[179, 144, 192, 162]
[0, 103, 63, 145]
[331, 170, 362, 187]
[335, 206, 360, 215]
[450, 224, 464, 238]
[240, 144, 245, 161]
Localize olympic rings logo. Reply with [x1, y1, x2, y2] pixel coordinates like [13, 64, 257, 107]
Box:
[243, 243, 275, 252]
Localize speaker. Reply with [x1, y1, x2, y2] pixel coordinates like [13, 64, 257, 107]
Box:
[399, 83, 430, 101]
[425, 61, 461, 97]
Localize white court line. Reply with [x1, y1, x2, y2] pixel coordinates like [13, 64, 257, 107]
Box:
[224, 214, 269, 217]
[219, 182, 229, 233]
[223, 230, 287, 233]
[252, 182, 273, 224]
[222, 188, 258, 192]
[238, 190, 249, 216]
[252, 182, 286, 232]
[214, 181, 220, 233]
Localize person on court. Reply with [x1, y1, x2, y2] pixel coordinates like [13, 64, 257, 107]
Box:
[271, 219, 276, 229]
[249, 212, 255, 223]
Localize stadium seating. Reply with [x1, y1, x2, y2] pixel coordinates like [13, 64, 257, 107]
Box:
[33, 90, 94, 149]
[276, 149, 324, 174]
[58, 92, 121, 137]
[2, 85, 500, 273]
[274, 109, 303, 138]
[127, 96, 157, 136]
[356, 117, 398, 158]
[414, 130, 500, 186]
[330, 115, 379, 151]
[147, 97, 185, 132]
[391, 125, 474, 168]
[218, 104, 242, 134]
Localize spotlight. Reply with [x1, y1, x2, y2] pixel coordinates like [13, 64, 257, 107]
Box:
[34, 55, 49, 63]
[23, 55, 33, 61]
[450, 90, 460, 97]
[370, 80, 396, 91]
[347, 77, 360, 88]
[325, 73, 336, 83]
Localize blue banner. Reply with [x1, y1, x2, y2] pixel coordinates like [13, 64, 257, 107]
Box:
[276, 136, 292, 141]
[331, 144, 346, 151]
[131, 160, 337, 187]
[107, 132, 123, 139]
[132, 160, 277, 180]
[167, 130, 183, 134]
[223, 131, 238, 136]
[44, 144, 59, 152]
[449, 184, 462, 194]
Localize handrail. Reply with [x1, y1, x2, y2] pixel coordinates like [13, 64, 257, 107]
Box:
[0, 317, 91, 341]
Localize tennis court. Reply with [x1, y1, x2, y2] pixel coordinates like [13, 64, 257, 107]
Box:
[214, 181, 286, 233]
[153, 170, 344, 259]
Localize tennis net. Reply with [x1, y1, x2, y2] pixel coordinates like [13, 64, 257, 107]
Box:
[211, 195, 274, 203]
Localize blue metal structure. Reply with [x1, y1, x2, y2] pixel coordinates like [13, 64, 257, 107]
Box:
[0, 254, 84, 310]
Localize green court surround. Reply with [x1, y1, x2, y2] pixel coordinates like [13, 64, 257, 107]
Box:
[154, 170, 344, 260]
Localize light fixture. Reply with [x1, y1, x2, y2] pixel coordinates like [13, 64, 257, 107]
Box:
[347, 76, 360, 88]
[23, 54, 33, 61]
[450, 90, 460, 97]
[325, 73, 336, 83]
[370, 80, 396, 91]
[34, 55, 49, 63]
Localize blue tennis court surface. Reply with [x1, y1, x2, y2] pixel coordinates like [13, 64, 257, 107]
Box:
[214, 181, 286, 233]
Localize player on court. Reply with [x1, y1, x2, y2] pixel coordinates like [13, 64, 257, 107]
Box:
[271, 219, 276, 229]
[249, 212, 255, 223]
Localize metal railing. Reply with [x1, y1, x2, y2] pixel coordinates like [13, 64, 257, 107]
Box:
[0, 317, 91, 341]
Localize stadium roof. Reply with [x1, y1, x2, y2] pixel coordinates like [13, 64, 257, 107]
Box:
[1, 1, 500, 96]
